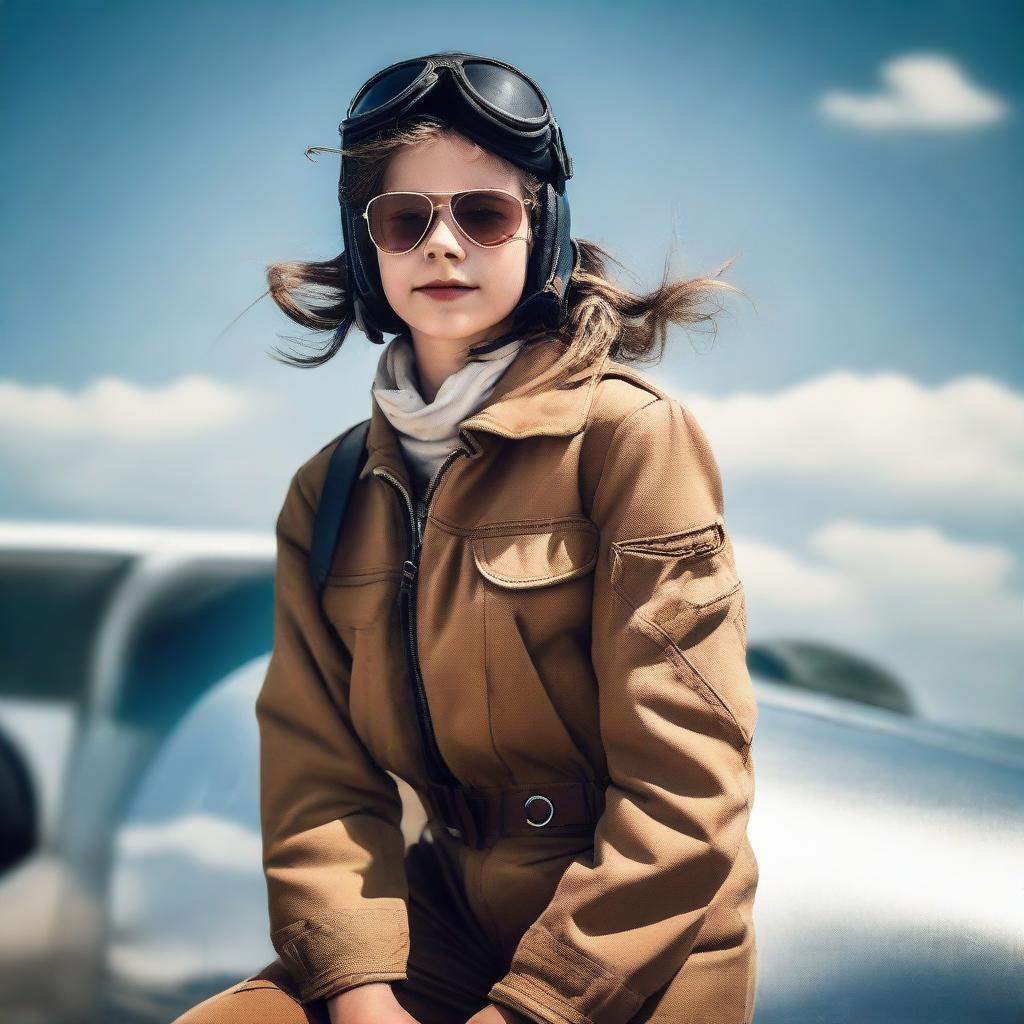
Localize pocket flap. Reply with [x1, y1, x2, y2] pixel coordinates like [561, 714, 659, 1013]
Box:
[472, 521, 599, 589]
[612, 519, 739, 614]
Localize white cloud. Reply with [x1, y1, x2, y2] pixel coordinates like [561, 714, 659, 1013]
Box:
[738, 520, 1021, 642]
[0, 372, 303, 526]
[810, 520, 1016, 622]
[106, 938, 269, 990]
[731, 537, 849, 615]
[734, 521, 1024, 736]
[115, 813, 262, 872]
[0, 374, 253, 441]
[0, 367, 1020, 537]
[107, 817, 273, 988]
[682, 371, 1024, 515]
[818, 53, 1010, 131]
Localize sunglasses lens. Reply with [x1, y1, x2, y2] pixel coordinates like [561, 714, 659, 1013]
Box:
[452, 190, 524, 245]
[366, 193, 433, 253]
[461, 61, 547, 119]
[349, 60, 428, 117]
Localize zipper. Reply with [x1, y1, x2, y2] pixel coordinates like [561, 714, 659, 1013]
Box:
[371, 429, 478, 786]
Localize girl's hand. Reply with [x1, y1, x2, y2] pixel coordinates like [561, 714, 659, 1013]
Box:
[465, 1003, 534, 1024]
[326, 981, 420, 1024]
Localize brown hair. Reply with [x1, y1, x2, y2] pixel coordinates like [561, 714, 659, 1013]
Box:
[259, 115, 749, 376]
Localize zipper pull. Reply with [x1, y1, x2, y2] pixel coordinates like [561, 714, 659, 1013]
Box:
[400, 558, 417, 591]
[415, 497, 427, 546]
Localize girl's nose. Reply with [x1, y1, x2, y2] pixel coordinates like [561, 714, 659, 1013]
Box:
[421, 208, 465, 258]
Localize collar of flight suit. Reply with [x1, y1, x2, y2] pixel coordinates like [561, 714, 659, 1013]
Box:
[357, 332, 609, 488]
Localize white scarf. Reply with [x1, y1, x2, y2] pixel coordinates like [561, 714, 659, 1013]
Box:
[371, 332, 524, 498]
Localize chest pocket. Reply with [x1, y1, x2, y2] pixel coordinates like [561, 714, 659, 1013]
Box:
[321, 566, 402, 630]
[471, 518, 600, 589]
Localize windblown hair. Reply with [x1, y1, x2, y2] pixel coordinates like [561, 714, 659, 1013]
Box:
[261, 115, 747, 375]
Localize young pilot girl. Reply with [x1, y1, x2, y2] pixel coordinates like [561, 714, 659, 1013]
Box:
[174, 51, 759, 1024]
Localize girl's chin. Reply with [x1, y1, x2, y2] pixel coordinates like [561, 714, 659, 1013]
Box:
[412, 312, 485, 329]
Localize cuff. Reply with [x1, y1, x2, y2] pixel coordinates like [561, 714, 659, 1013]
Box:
[271, 902, 410, 1004]
[487, 923, 645, 1024]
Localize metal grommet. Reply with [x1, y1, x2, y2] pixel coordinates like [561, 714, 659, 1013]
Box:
[525, 794, 555, 827]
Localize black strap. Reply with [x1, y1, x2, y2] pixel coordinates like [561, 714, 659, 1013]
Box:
[309, 418, 371, 599]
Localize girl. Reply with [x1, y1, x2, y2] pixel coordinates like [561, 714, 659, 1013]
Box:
[175, 52, 759, 1024]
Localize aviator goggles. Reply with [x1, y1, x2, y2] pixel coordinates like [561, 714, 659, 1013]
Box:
[363, 188, 537, 255]
[342, 52, 573, 191]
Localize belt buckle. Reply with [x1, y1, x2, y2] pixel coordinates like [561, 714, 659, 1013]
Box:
[524, 793, 556, 827]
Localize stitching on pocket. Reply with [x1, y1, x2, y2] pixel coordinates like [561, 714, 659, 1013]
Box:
[609, 516, 739, 616]
[614, 521, 725, 560]
[661, 636, 752, 752]
[432, 513, 598, 538]
[473, 521, 599, 589]
[610, 546, 740, 616]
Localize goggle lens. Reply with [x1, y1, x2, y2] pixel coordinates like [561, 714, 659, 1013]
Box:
[461, 61, 547, 119]
[349, 60, 428, 117]
[366, 190, 526, 254]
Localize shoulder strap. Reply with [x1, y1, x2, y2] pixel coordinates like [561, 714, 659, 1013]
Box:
[309, 418, 371, 600]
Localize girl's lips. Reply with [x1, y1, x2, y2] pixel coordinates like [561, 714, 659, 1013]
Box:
[415, 286, 477, 301]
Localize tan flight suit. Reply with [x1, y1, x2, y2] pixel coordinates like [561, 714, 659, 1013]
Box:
[172, 334, 759, 1024]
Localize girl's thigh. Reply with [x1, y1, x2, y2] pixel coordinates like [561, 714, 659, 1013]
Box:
[168, 959, 468, 1024]
[169, 959, 328, 1023]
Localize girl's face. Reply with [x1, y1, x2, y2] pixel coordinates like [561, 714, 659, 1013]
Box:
[375, 133, 534, 349]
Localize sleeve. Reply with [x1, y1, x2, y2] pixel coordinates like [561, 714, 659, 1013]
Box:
[487, 396, 758, 1024]
[255, 466, 411, 1004]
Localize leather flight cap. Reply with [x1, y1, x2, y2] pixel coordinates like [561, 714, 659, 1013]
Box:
[336, 51, 580, 346]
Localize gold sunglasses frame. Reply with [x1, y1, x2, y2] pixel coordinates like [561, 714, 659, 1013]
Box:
[362, 188, 537, 255]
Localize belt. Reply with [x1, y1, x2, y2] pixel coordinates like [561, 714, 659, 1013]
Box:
[423, 777, 609, 850]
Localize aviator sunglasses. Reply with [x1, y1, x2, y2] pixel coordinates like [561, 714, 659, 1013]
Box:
[363, 188, 537, 256]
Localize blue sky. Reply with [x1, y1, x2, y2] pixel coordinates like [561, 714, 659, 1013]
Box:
[1, 0, 1021, 740]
